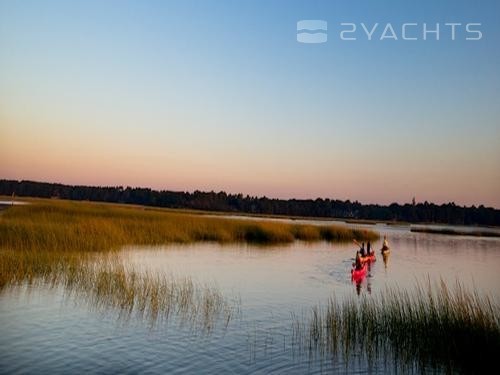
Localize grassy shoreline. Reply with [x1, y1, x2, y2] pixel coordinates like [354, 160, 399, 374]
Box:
[411, 227, 500, 238]
[0, 198, 376, 325]
[0, 198, 377, 289]
[3, 195, 500, 229]
[0, 199, 378, 252]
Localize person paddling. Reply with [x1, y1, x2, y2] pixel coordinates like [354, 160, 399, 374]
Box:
[355, 251, 363, 270]
[382, 235, 389, 251]
[360, 242, 366, 257]
[353, 239, 366, 257]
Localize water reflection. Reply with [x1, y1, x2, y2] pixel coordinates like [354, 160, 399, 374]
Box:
[354, 277, 373, 296]
[0, 256, 237, 332]
[382, 251, 390, 269]
[355, 279, 362, 295]
[353, 260, 375, 296]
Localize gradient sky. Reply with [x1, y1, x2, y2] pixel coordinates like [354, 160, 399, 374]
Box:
[1, 0, 499, 207]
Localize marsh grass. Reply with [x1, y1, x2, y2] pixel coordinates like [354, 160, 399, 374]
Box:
[0, 199, 375, 330]
[411, 227, 500, 238]
[293, 281, 500, 373]
[1, 248, 236, 330]
[0, 199, 376, 293]
[0, 199, 378, 252]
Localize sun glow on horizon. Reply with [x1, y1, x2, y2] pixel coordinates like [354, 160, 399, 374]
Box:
[1, 1, 499, 208]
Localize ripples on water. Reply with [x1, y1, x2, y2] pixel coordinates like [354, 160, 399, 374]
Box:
[1, 223, 499, 373]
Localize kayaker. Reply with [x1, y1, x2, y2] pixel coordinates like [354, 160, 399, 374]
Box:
[355, 251, 363, 270]
[360, 242, 366, 257]
[382, 236, 389, 251]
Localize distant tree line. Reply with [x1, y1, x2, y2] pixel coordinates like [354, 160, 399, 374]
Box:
[1, 179, 499, 226]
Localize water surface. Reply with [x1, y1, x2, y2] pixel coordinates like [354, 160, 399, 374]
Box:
[1, 221, 499, 373]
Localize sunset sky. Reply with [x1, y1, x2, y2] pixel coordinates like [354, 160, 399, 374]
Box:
[1, 0, 499, 207]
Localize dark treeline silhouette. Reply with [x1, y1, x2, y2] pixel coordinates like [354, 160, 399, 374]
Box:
[1, 179, 499, 226]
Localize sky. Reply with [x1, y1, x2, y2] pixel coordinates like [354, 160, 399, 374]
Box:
[1, 0, 499, 207]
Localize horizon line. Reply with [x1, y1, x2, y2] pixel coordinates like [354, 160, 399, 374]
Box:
[2, 177, 498, 210]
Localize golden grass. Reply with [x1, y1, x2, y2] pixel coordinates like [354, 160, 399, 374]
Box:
[0, 199, 378, 252]
[0, 199, 375, 328]
[0, 198, 377, 293]
[1, 248, 235, 330]
[293, 280, 500, 373]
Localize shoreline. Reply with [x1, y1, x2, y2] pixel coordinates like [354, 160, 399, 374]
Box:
[411, 227, 500, 238]
[1, 195, 499, 232]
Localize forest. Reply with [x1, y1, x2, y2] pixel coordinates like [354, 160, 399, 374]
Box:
[1, 179, 498, 226]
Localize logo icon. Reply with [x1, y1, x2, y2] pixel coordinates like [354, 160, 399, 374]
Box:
[297, 20, 327, 43]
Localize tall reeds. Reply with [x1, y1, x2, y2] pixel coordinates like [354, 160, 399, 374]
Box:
[0, 248, 235, 330]
[0, 199, 378, 252]
[293, 281, 500, 373]
[0, 199, 375, 330]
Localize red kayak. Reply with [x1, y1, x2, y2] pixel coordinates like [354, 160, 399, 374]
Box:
[360, 253, 376, 264]
[351, 263, 367, 281]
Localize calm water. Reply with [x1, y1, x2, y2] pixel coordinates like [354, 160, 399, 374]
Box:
[1, 221, 499, 374]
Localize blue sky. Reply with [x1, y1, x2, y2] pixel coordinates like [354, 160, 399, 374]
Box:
[1, 0, 499, 207]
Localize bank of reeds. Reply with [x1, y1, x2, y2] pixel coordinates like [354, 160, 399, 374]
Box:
[293, 281, 500, 373]
[0, 199, 375, 329]
[0, 199, 378, 252]
[1, 248, 235, 330]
